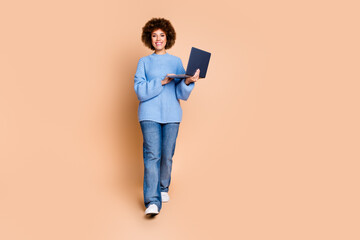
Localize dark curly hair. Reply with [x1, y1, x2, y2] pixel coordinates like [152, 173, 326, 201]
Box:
[141, 18, 176, 50]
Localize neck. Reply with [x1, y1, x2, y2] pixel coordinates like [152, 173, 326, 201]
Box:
[154, 49, 166, 55]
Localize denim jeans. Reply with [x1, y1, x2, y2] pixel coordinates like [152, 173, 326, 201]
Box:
[140, 120, 180, 211]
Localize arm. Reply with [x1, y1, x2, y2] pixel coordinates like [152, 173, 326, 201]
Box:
[175, 58, 195, 101]
[134, 58, 164, 102]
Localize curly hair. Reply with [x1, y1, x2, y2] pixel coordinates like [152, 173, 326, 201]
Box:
[141, 18, 176, 50]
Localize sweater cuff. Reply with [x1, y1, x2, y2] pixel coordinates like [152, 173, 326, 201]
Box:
[155, 77, 164, 90]
[181, 78, 195, 91]
[176, 79, 195, 100]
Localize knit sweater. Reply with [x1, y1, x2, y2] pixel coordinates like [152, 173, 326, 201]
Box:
[134, 52, 195, 123]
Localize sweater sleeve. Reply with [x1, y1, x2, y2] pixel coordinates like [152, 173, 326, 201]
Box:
[175, 58, 195, 101]
[134, 58, 163, 102]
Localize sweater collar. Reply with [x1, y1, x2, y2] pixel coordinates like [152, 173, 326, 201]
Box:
[152, 52, 169, 56]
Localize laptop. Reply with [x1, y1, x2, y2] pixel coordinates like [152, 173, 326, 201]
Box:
[170, 47, 211, 79]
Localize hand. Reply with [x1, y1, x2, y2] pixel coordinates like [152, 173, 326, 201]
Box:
[185, 69, 200, 85]
[162, 74, 175, 85]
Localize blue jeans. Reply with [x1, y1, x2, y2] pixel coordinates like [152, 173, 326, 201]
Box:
[140, 120, 180, 211]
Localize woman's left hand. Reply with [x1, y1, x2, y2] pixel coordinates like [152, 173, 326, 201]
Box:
[185, 69, 200, 85]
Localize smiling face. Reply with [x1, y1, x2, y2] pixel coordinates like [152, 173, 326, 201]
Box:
[151, 29, 167, 52]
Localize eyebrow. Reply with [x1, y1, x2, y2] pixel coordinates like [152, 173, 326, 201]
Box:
[152, 33, 165, 35]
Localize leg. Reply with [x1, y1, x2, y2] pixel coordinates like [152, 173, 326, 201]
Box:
[140, 120, 162, 211]
[160, 122, 180, 193]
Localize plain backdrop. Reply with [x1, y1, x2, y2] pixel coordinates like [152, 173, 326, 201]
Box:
[1, 0, 359, 239]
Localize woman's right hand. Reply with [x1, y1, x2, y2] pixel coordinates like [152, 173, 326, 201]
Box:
[162, 74, 176, 85]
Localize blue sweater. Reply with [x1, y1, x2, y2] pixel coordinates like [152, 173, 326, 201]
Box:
[134, 52, 195, 123]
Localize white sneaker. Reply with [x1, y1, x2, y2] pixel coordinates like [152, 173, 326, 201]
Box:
[145, 204, 159, 216]
[161, 192, 170, 203]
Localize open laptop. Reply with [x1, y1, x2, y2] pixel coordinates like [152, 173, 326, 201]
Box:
[169, 47, 211, 79]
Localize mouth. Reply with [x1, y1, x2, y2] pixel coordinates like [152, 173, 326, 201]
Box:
[155, 42, 163, 46]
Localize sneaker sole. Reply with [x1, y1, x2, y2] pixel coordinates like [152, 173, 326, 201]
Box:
[145, 212, 159, 216]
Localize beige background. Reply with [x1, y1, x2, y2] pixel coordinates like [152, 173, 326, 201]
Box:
[1, 0, 359, 239]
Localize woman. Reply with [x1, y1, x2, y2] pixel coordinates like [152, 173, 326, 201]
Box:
[134, 18, 200, 216]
